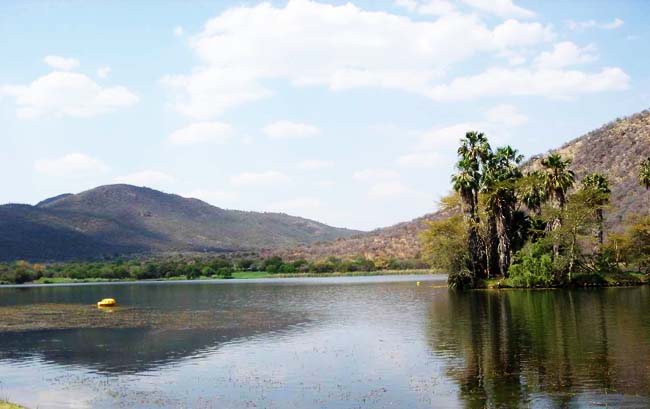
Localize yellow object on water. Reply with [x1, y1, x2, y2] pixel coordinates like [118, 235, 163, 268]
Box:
[416, 281, 421, 286]
[97, 298, 117, 308]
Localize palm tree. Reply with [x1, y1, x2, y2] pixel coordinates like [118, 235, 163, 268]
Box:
[483, 146, 523, 277]
[581, 173, 611, 247]
[518, 170, 547, 216]
[452, 131, 491, 278]
[640, 157, 650, 190]
[539, 153, 575, 257]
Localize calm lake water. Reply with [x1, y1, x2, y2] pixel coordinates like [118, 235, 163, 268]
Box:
[1, 275, 650, 408]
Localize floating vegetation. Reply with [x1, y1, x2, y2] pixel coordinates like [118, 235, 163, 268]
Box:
[0, 304, 307, 333]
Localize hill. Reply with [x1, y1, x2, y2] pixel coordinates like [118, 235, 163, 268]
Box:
[275, 109, 650, 261]
[0, 184, 360, 262]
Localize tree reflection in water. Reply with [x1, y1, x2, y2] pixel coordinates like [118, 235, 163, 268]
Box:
[427, 287, 650, 408]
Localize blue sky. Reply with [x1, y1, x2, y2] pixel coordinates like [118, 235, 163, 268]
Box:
[1, 0, 649, 230]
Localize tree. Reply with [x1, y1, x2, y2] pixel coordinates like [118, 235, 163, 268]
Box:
[518, 171, 547, 216]
[539, 153, 575, 257]
[483, 146, 523, 276]
[581, 173, 611, 248]
[451, 131, 491, 279]
[640, 157, 650, 190]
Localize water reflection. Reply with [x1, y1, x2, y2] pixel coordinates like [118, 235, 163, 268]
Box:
[427, 287, 650, 407]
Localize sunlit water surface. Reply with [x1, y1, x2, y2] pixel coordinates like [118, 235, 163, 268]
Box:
[1, 275, 650, 408]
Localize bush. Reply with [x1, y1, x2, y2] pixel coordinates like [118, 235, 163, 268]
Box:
[448, 269, 474, 289]
[508, 242, 556, 287]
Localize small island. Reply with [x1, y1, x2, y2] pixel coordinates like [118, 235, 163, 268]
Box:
[421, 131, 650, 289]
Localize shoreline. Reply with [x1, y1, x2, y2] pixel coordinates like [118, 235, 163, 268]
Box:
[0, 269, 437, 287]
[476, 271, 649, 290]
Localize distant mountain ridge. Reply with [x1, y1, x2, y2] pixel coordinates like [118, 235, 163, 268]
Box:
[0, 184, 360, 262]
[275, 109, 650, 261]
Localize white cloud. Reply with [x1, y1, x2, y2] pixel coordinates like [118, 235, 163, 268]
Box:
[230, 170, 290, 187]
[353, 168, 400, 182]
[163, 0, 556, 118]
[535, 42, 598, 69]
[297, 159, 332, 170]
[183, 189, 239, 205]
[567, 18, 623, 31]
[43, 55, 79, 71]
[34, 153, 109, 177]
[484, 104, 528, 127]
[114, 170, 175, 186]
[369, 181, 409, 198]
[263, 120, 319, 139]
[425, 67, 629, 100]
[96, 66, 111, 79]
[267, 197, 322, 213]
[461, 0, 535, 19]
[492, 19, 554, 48]
[396, 0, 457, 16]
[396, 152, 443, 168]
[173, 26, 184, 36]
[1, 71, 138, 119]
[168, 122, 233, 145]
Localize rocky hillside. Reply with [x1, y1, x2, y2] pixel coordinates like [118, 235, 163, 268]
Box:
[0, 185, 360, 262]
[276, 109, 650, 261]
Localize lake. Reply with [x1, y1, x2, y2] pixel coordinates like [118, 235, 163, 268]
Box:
[1, 275, 650, 408]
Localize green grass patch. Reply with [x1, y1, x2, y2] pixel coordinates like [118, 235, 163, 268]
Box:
[0, 401, 28, 409]
[231, 271, 272, 279]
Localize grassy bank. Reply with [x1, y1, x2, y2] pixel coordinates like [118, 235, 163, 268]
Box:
[18, 269, 435, 285]
[478, 271, 649, 289]
[0, 402, 27, 409]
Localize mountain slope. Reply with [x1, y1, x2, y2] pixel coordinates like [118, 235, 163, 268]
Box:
[277, 109, 650, 261]
[0, 184, 360, 261]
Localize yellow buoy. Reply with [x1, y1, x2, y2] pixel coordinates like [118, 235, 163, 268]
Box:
[97, 298, 117, 308]
[416, 281, 421, 286]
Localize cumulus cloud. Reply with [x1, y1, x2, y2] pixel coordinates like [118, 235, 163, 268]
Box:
[168, 122, 233, 145]
[96, 66, 111, 79]
[43, 55, 79, 71]
[567, 18, 623, 31]
[34, 153, 109, 177]
[460, 0, 535, 19]
[395, 0, 457, 16]
[425, 67, 629, 100]
[230, 170, 290, 187]
[163, 0, 556, 118]
[114, 170, 175, 186]
[263, 120, 319, 139]
[173, 26, 184, 36]
[535, 42, 598, 69]
[297, 159, 332, 170]
[1, 71, 138, 119]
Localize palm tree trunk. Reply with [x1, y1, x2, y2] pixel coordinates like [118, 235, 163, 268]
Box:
[487, 216, 499, 278]
[496, 207, 512, 277]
